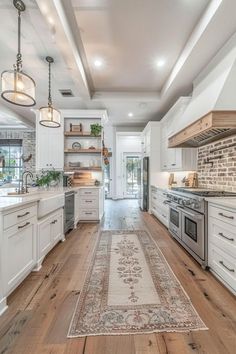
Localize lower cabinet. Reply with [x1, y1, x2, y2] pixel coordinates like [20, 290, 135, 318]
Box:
[37, 208, 64, 270]
[150, 186, 169, 228]
[0, 202, 38, 313]
[3, 216, 37, 296]
[208, 203, 236, 295]
[77, 187, 104, 222]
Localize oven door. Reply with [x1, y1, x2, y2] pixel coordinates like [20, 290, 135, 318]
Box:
[169, 203, 181, 239]
[181, 208, 205, 260]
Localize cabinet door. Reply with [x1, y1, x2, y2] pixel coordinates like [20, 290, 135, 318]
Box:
[38, 216, 52, 259]
[36, 119, 64, 170]
[4, 220, 36, 294]
[161, 138, 168, 170]
[51, 210, 63, 245]
[74, 192, 80, 224]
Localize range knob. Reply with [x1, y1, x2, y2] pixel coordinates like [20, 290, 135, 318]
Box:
[184, 199, 190, 206]
[193, 202, 200, 209]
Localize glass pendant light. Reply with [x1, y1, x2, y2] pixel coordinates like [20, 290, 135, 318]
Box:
[1, 0, 36, 107]
[39, 57, 61, 128]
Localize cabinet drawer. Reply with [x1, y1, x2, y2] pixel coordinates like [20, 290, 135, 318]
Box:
[209, 205, 236, 226]
[79, 209, 99, 220]
[209, 244, 236, 292]
[208, 217, 236, 258]
[80, 196, 99, 208]
[3, 204, 37, 230]
[80, 189, 99, 197]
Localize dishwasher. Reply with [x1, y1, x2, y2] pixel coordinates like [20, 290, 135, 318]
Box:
[64, 191, 75, 233]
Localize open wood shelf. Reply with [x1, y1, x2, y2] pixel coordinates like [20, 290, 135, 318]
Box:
[64, 149, 102, 153]
[64, 167, 102, 172]
[64, 131, 101, 138]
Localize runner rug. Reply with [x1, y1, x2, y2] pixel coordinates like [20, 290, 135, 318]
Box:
[68, 230, 207, 337]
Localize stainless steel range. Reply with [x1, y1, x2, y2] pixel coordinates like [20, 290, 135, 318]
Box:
[166, 188, 236, 268]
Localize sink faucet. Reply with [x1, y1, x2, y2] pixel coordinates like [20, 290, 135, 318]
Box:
[22, 171, 33, 193]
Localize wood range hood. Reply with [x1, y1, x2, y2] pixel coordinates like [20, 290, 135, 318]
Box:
[168, 111, 236, 148]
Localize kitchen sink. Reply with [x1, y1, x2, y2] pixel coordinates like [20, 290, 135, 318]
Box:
[38, 193, 65, 219]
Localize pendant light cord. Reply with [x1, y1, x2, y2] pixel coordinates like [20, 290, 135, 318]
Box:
[16, 9, 22, 72]
[48, 60, 52, 107]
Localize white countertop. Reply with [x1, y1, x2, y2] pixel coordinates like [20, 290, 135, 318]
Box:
[205, 197, 236, 210]
[0, 185, 103, 212]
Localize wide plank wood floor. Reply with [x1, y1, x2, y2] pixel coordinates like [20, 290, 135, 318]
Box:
[0, 199, 236, 354]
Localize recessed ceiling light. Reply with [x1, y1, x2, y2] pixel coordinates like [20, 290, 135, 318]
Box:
[93, 59, 104, 68]
[156, 59, 166, 68]
[128, 112, 134, 117]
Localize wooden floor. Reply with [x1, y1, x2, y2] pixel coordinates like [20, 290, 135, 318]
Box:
[0, 199, 236, 354]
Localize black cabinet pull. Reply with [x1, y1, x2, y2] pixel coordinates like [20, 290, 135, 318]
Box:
[18, 222, 30, 229]
[219, 212, 234, 220]
[85, 212, 92, 215]
[219, 261, 235, 273]
[51, 220, 57, 224]
[218, 232, 234, 242]
[17, 211, 30, 218]
[171, 163, 176, 166]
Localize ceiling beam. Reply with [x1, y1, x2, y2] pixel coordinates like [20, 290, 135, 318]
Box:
[92, 91, 160, 102]
[161, 0, 223, 97]
[35, 0, 91, 99]
[0, 103, 35, 129]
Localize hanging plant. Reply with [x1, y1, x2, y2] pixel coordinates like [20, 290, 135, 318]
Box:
[90, 124, 102, 136]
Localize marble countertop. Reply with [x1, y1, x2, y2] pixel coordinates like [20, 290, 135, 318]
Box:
[205, 197, 236, 210]
[0, 185, 103, 212]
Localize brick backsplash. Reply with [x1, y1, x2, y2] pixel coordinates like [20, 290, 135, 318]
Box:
[197, 135, 236, 192]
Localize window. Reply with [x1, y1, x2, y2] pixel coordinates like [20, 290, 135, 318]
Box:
[0, 139, 23, 186]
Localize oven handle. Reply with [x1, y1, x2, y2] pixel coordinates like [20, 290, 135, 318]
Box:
[178, 207, 203, 219]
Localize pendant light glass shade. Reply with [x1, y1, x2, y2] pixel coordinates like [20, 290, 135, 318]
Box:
[39, 106, 61, 128]
[1, 0, 36, 107]
[1, 70, 36, 106]
[39, 56, 61, 128]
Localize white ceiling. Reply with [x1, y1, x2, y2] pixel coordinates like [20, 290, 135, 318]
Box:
[0, 0, 236, 128]
[73, 0, 210, 91]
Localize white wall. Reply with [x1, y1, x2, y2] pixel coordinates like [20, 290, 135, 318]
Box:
[114, 132, 142, 199]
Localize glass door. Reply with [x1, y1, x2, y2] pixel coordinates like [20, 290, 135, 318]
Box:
[104, 156, 112, 199]
[123, 155, 141, 198]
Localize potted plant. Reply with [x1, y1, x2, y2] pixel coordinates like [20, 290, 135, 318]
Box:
[36, 169, 61, 188]
[90, 123, 102, 137]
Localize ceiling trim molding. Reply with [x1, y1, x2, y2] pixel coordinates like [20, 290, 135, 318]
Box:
[92, 91, 160, 101]
[161, 0, 223, 97]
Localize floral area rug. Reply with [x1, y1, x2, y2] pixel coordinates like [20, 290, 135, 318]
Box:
[68, 230, 207, 337]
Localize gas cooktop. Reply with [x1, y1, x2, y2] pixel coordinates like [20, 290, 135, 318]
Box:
[171, 187, 236, 197]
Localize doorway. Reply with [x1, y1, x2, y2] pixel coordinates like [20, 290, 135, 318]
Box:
[123, 154, 141, 198]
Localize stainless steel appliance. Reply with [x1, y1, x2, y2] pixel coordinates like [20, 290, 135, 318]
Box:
[64, 191, 75, 233]
[167, 187, 236, 268]
[167, 189, 207, 268]
[140, 156, 149, 211]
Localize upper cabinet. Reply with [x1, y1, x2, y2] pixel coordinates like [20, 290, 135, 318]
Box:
[160, 97, 197, 172]
[36, 111, 64, 170]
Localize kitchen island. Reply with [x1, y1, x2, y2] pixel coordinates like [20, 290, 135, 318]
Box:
[0, 185, 104, 316]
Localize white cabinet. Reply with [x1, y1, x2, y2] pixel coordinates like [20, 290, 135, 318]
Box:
[208, 203, 236, 295]
[150, 186, 169, 228]
[0, 203, 37, 311]
[3, 219, 37, 295]
[160, 97, 197, 172]
[37, 208, 64, 270]
[36, 112, 64, 170]
[78, 187, 104, 221]
[74, 191, 80, 226]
